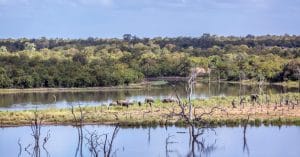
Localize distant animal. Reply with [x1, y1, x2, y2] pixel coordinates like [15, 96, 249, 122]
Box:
[117, 100, 133, 107]
[250, 94, 259, 103]
[145, 97, 155, 103]
[138, 101, 142, 106]
[162, 98, 177, 103]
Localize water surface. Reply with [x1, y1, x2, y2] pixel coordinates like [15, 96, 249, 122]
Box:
[0, 125, 299, 157]
[0, 82, 297, 110]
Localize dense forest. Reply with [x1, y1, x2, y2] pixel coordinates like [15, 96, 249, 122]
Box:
[0, 34, 299, 88]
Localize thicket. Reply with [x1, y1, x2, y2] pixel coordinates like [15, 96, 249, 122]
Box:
[0, 34, 299, 88]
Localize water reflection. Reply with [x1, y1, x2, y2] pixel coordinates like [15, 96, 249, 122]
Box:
[0, 125, 299, 157]
[0, 82, 297, 110]
[17, 110, 51, 157]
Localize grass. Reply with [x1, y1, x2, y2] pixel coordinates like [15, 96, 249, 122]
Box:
[0, 93, 299, 127]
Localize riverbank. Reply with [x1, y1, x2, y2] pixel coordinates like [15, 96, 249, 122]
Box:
[0, 80, 169, 94]
[197, 79, 299, 88]
[0, 78, 298, 94]
[0, 93, 299, 127]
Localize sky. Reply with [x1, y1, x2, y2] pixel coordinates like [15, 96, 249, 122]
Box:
[0, 0, 300, 38]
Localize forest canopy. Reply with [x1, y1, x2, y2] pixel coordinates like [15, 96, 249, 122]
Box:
[0, 34, 299, 88]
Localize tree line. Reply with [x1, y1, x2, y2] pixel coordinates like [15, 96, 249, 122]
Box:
[0, 34, 299, 88]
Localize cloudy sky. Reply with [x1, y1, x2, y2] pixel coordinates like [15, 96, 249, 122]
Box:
[0, 0, 299, 38]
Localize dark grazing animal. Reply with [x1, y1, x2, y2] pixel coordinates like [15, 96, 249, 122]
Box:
[162, 98, 177, 103]
[117, 100, 133, 107]
[250, 94, 259, 103]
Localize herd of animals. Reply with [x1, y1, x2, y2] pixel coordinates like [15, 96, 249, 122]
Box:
[109, 97, 177, 107]
[109, 93, 299, 109]
[108, 94, 262, 108]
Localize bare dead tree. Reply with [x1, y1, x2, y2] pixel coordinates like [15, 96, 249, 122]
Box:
[170, 68, 222, 157]
[18, 107, 51, 157]
[187, 69, 197, 120]
[69, 104, 85, 157]
[31, 107, 43, 157]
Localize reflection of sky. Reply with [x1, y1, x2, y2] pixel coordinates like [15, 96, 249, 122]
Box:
[0, 125, 300, 157]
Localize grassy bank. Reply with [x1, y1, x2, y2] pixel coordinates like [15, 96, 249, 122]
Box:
[0, 93, 299, 127]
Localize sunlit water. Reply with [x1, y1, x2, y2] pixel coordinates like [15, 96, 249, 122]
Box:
[0, 82, 297, 110]
[0, 125, 299, 157]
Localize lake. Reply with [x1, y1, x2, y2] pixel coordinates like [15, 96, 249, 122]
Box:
[0, 82, 297, 110]
[0, 125, 299, 157]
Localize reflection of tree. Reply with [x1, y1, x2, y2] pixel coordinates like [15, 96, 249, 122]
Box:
[18, 108, 50, 157]
[69, 104, 120, 157]
[164, 127, 217, 157]
[75, 126, 84, 157]
[187, 126, 217, 157]
[18, 138, 22, 157]
[165, 134, 177, 157]
[243, 115, 250, 156]
[168, 70, 223, 157]
[69, 104, 85, 157]
[148, 128, 151, 145]
[85, 125, 120, 157]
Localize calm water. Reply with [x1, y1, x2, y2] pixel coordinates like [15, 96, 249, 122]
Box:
[0, 82, 297, 110]
[0, 125, 299, 157]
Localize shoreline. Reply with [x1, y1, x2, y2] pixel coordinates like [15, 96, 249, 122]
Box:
[1, 93, 299, 127]
[0, 81, 161, 94]
[0, 78, 298, 94]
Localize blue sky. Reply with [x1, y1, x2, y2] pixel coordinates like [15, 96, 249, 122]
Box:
[0, 0, 299, 38]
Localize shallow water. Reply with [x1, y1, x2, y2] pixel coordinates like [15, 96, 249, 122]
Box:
[0, 125, 299, 157]
[0, 82, 297, 110]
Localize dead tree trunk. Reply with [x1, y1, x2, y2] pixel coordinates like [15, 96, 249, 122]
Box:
[69, 104, 85, 157]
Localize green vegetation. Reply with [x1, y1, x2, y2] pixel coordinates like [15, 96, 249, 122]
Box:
[0, 34, 300, 88]
[0, 93, 299, 127]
